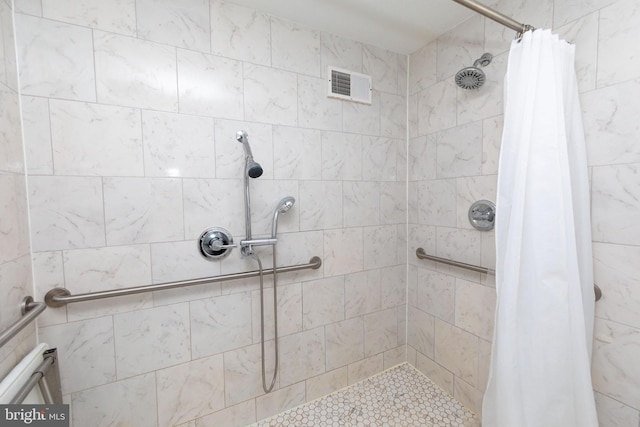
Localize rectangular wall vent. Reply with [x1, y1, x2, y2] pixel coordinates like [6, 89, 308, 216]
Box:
[327, 66, 372, 105]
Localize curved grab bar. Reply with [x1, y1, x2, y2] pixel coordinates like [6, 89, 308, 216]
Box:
[45, 256, 322, 307]
[415, 248, 602, 302]
[0, 297, 47, 348]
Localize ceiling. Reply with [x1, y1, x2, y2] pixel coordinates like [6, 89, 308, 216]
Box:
[226, 0, 478, 54]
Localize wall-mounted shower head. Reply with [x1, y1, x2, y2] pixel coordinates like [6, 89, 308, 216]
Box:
[455, 53, 493, 90]
[272, 196, 295, 237]
[236, 130, 263, 178]
[246, 160, 263, 179]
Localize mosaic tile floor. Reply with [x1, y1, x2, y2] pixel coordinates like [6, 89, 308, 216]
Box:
[252, 363, 479, 427]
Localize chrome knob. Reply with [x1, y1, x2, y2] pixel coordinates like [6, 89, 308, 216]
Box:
[198, 227, 235, 259]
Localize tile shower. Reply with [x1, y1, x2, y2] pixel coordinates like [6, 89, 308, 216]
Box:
[0, 0, 638, 426]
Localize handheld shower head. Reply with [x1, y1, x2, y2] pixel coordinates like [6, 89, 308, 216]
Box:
[455, 53, 493, 90]
[271, 196, 295, 237]
[236, 130, 263, 178]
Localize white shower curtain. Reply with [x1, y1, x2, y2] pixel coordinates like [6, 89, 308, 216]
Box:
[482, 29, 598, 427]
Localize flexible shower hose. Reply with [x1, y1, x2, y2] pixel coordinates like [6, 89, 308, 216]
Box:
[251, 249, 279, 394]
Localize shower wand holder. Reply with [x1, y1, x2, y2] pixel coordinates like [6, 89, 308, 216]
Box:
[199, 227, 236, 260]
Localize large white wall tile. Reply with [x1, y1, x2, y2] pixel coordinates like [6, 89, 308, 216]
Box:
[298, 75, 343, 131]
[380, 265, 406, 309]
[363, 45, 400, 94]
[343, 181, 379, 227]
[597, 0, 640, 87]
[255, 382, 306, 421]
[556, 12, 598, 93]
[142, 110, 215, 178]
[273, 126, 322, 180]
[271, 17, 320, 76]
[305, 367, 348, 401]
[320, 131, 362, 181]
[41, 0, 136, 35]
[455, 279, 496, 341]
[299, 180, 343, 231]
[150, 240, 220, 285]
[183, 178, 244, 239]
[20, 96, 52, 175]
[592, 164, 640, 245]
[190, 292, 252, 358]
[418, 179, 457, 227]
[594, 243, 640, 329]
[39, 316, 116, 394]
[363, 225, 398, 270]
[554, 0, 617, 27]
[380, 92, 406, 139]
[344, 269, 380, 319]
[408, 305, 435, 358]
[436, 15, 484, 82]
[94, 31, 177, 111]
[364, 308, 398, 356]
[224, 343, 271, 406]
[592, 319, 640, 409]
[114, 303, 191, 378]
[244, 64, 297, 126]
[103, 177, 184, 245]
[15, 13, 95, 101]
[417, 79, 456, 135]
[302, 275, 345, 329]
[28, 176, 105, 252]
[71, 374, 157, 427]
[434, 319, 479, 387]
[362, 137, 397, 181]
[436, 121, 483, 178]
[326, 317, 364, 370]
[137, 0, 209, 52]
[49, 100, 143, 176]
[63, 245, 154, 320]
[320, 33, 362, 77]
[194, 400, 256, 427]
[409, 41, 437, 95]
[409, 135, 437, 181]
[177, 49, 244, 120]
[594, 391, 640, 427]
[380, 182, 406, 225]
[323, 228, 363, 276]
[156, 354, 225, 427]
[416, 268, 456, 323]
[252, 283, 302, 343]
[278, 328, 325, 386]
[210, 0, 271, 66]
[342, 91, 380, 136]
[583, 79, 640, 167]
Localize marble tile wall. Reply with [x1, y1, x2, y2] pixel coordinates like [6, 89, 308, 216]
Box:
[408, 0, 640, 425]
[12, 0, 407, 425]
[0, 0, 36, 380]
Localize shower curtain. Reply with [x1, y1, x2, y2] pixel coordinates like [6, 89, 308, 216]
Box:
[482, 29, 598, 427]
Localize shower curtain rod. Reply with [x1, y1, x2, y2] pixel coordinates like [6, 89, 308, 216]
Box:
[415, 248, 603, 301]
[451, 0, 534, 34]
[44, 256, 322, 307]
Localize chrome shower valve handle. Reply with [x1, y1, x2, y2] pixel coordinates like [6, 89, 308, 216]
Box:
[199, 227, 236, 259]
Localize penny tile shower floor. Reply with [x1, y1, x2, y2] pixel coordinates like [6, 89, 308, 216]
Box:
[251, 363, 479, 427]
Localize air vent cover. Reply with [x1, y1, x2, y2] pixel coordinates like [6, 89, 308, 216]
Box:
[328, 66, 372, 105]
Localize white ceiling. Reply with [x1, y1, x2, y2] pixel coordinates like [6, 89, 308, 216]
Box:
[226, 0, 478, 54]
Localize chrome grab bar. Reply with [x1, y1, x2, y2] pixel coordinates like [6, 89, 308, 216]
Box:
[0, 297, 47, 348]
[415, 248, 602, 302]
[45, 256, 322, 307]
